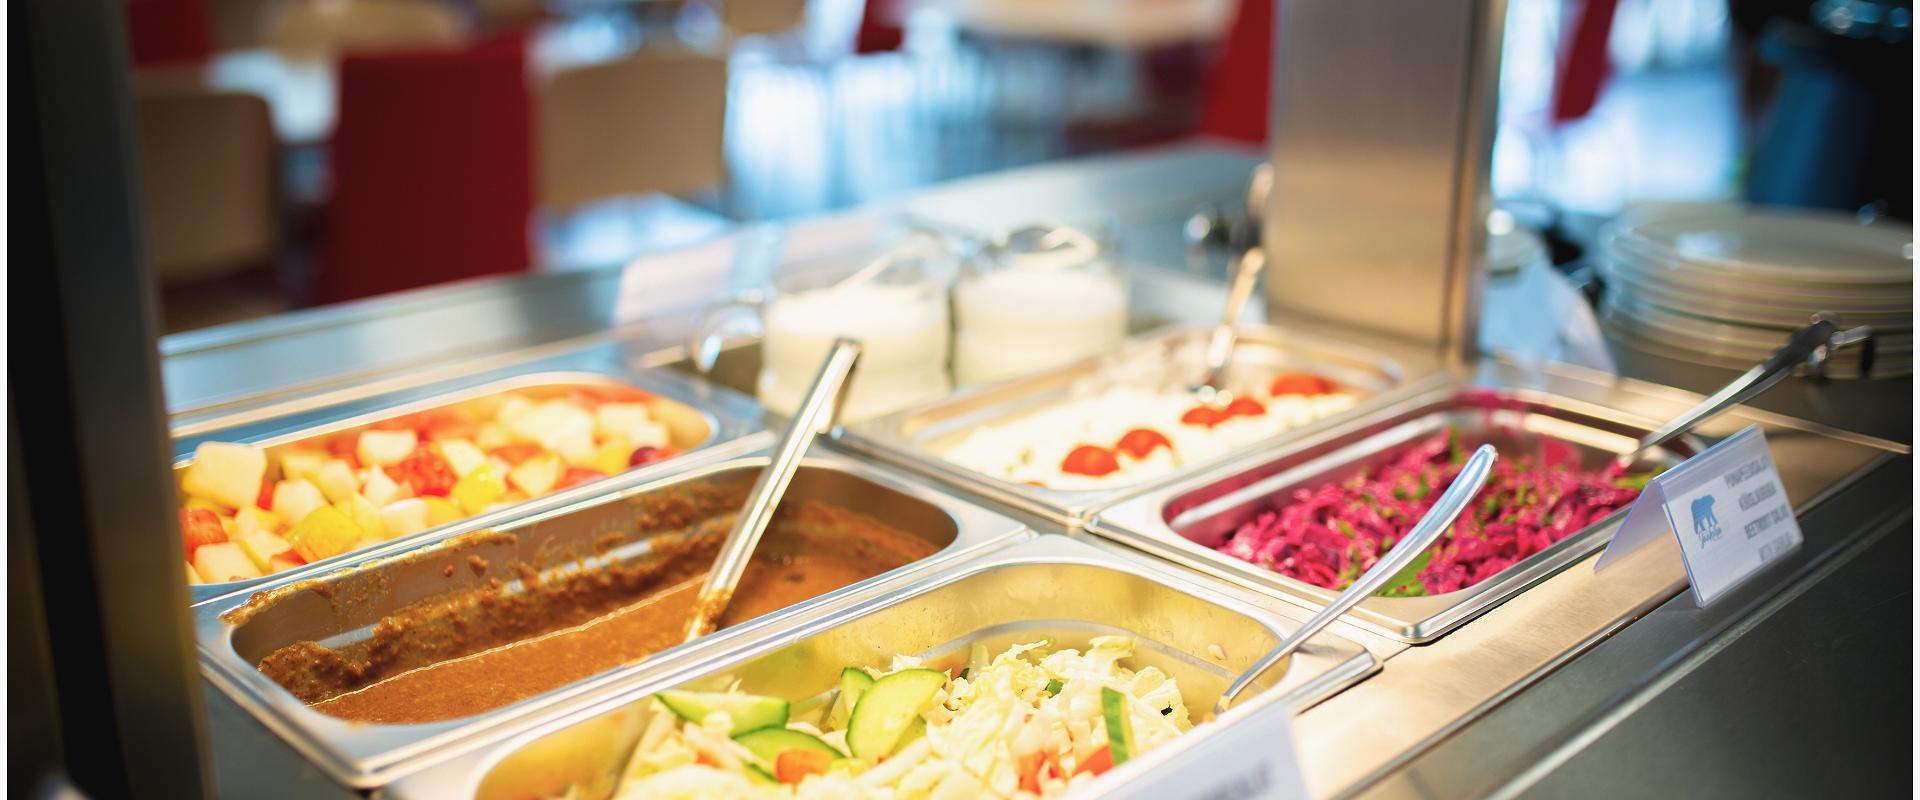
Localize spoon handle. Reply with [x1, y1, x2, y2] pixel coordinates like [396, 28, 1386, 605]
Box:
[1215, 444, 1498, 714]
[684, 339, 862, 642]
[1199, 247, 1268, 392]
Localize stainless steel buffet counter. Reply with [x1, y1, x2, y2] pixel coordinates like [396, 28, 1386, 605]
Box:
[168, 143, 1911, 798]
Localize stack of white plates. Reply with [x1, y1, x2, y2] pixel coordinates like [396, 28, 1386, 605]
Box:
[1597, 203, 1913, 378]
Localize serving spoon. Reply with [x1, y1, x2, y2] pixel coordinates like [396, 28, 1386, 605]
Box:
[1214, 444, 1499, 714]
[1614, 312, 1873, 468]
[684, 338, 863, 642]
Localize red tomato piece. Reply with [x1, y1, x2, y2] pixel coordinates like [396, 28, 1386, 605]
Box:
[1060, 445, 1121, 477]
[1180, 405, 1228, 427]
[324, 433, 361, 468]
[255, 480, 275, 510]
[389, 447, 457, 497]
[1269, 373, 1337, 396]
[180, 508, 227, 553]
[775, 749, 833, 784]
[1225, 397, 1267, 417]
[1018, 752, 1046, 794]
[1114, 428, 1173, 459]
[555, 467, 607, 491]
[487, 442, 545, 465]
[1076, 745, 1114, 776]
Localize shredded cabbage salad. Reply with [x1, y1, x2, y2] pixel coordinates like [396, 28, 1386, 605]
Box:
[611, 637, 1188, 799]
[1216, 427, 1650, 596]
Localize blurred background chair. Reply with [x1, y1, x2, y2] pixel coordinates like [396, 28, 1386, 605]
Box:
[134, 87, 287, 329]
[722, 0, 808, 39]
[317, 33, 533, 304]
[535, 50, 733, 267]
[267, 0, 465, 63]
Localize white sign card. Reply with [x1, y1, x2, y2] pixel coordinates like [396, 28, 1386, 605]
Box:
[1595, 424, 1803, 606]
[1103, 702, 1310, 800]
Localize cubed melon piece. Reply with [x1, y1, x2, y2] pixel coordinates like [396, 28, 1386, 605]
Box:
[357, 429, 418, 468]
[421, 496, 461, 527]
[361, 467, 409, 507]
[508, 454, 562, 496]
[285, 505, 363, 563]
[193, 542, 264, 583]
[626, 421, 671, 450]
[435, 439, 487, 477]
[553, 429, 597, 467]
[236, 531, 295, 571]
[496, 395, 535, 425]
[267, 555, 305, 573]
[279, 450, 327, 484]
[182, 442, 267, 510]
[473, 422, 513, 452]
[335, 494, 386, 541]
[451, 465, 507, 514]
[185, 562, 202, 585]
[591, 436, 634, 476]
[379, 498, 430, 538]
[233, 506, 282, 539]
[593, 403, 653, 440]
[508, 401, 594, 449]
[270, 479, 327, 526]
[312, 459, 359, 504]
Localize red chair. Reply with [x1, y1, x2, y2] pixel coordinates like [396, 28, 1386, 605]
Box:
[854, 0, 904, 54]
[1195, 0, 1272, 145]
[318, 33, 533, 304]
[125, 0, 215, 68]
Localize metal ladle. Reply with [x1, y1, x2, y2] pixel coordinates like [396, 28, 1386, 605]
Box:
[1215, 444, 1499, 714]
[684, 338, 862, 642]
[1615, 312, 1873, 467]
[1191, 246, 1268, 401]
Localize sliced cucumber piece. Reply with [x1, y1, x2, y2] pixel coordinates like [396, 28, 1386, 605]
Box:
[826, 668, 877, 729]
[1101, 687, 1135, 765]
[846, 669, 948, 759]
[1044, 679, 1064, 696]
[655, 690, 789, 736]
[734, 728, 841, 766]
[746, 764, 778, 784]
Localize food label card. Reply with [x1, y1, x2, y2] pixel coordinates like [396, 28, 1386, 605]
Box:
[1596, 424, 1803, 606]
[1104, 703, 1310, 799]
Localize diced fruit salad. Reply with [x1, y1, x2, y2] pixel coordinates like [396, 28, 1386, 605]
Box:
[941, 373, 1356, 491]
[609, 637, 1187, 799]
[178, 388, 685, 585]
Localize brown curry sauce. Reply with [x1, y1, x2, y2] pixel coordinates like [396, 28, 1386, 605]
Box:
[254, 501, 937, 725]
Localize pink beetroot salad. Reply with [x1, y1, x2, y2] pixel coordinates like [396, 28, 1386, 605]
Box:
[1215, 427, 1651, 596]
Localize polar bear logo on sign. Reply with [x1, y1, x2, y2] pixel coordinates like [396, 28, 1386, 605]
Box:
[1690, 495, 1723, 548]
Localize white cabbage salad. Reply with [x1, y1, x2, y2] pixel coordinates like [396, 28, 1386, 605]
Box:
[608, 636, 1190, 799]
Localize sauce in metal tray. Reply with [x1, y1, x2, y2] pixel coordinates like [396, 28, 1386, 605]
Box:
[254, 502, 937, 725]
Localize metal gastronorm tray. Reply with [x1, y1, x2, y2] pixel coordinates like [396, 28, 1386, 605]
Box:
[193, 448, 1029, 789]
[1090, 383, 1698, 642]
[840, 324, 1405, 529]
[174, 354, 767, 604]
[382, 535, 1379, 799]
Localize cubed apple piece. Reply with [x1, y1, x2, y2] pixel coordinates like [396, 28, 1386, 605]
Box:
[451, 465, 508, 514]
[379, 498, 431, 538]
[593, 403, 653, 440]
[236, 531, 295, 571]
[592, 436, 633, 476]
[496, 395, 535, 426]
[193, 542, 264, 583]
[508, 401, 594, 450]
[182, 442, 268, 510]
[279, 450, 327, 484]
[335, 494, 387, 540]
[232, 506, 283, 540]
[312, 459, 360, 504]
[626, 421, 671, 450]
[285, 505, 363, 563]
[357, 429, 418, 468]
[553, 429, 597, 467]
[271, 479, 327, 526]
[435, 439, 487, 477]
[421, 496, 461, 526]
[473, 422, 513, 451]
[361, 467, 410, 507]
[508, 454, 562, 496]
[267, 555, 306, 573]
